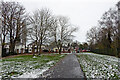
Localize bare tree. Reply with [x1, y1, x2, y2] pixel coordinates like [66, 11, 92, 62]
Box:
[28, 8, 52, 55]
[86, 27, 98, 45]
[0, 1, 9, 51]
[51, 16, 77, 54]
[0, 1, 27, 54]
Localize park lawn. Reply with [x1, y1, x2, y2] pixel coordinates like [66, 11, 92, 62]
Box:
[77, 53, 120, 79]
[0, 54, 66, 78]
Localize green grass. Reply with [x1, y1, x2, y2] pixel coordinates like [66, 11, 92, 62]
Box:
[1, 54, 66, 78]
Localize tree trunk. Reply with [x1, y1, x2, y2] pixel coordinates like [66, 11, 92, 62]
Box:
[32, 45, 35, 56]
[39, 44, 42, 55]
[2, 46, 4, 57]
[10, 42, 15, 54]
[59, 48, 61, 54]
[59, 44, 62, 54]
[10, 37, 16, 54]
[117, 24, 120, 58]
[37, 44, 38, 54]
[2, 36, 6, 56]
[38, 37, 43, 55]
[2, 36, 5, 55]
[115, 34, 120, 57]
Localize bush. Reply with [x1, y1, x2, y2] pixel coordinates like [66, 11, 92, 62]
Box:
[2, 48, 18, 57]
[2, 48, 10, 57]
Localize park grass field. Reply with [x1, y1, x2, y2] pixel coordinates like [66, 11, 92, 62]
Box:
[0, 54, 66, 78]
[77, 53, 120, 79]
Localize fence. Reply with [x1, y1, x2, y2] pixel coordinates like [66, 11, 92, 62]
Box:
[90, 48, 116, 56]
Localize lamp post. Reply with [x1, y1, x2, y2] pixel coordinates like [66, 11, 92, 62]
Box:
[0, 30, 1, 58]
[0, 20, 1, 58]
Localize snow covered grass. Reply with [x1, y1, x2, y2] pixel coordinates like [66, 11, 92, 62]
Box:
[77, 52, 120, 79]
[0, 54, 66, 79]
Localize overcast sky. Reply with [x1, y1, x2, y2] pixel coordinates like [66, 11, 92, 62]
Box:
[4, 0, 119, 43]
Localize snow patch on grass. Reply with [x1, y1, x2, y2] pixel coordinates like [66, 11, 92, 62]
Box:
[33, 56, 37, 58]
[77, 53, 120, 79]
[59, 55, 64, 57]
[1, 54, 65, 78]
[16, 67, 49, 78]
[47, 61, 54, 65]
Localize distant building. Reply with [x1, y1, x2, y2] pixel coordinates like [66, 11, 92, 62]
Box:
[4, 43, 10, 53]
[15, 43, 25, 53]
[46, 45, 70, 53]
[4, 42, 26, 54]
[27, 41, 46, 53]
[27, 41, 71, 53]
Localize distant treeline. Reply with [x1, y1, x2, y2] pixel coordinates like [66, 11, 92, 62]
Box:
[86, 1, 120, 57]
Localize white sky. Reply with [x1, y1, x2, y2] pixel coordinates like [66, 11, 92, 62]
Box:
[4, 0, 119, 43]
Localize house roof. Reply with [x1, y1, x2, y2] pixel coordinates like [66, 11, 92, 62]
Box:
[27, 40, 37, 46]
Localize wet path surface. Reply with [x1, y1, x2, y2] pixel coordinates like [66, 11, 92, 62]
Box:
[42, 54, 85, 78]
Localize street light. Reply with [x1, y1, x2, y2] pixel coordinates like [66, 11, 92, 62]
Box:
[0, 19, 2, 58]
[0, 31, 1, 58]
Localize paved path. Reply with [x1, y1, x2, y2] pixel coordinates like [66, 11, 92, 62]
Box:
[42, 54, 85, 78]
